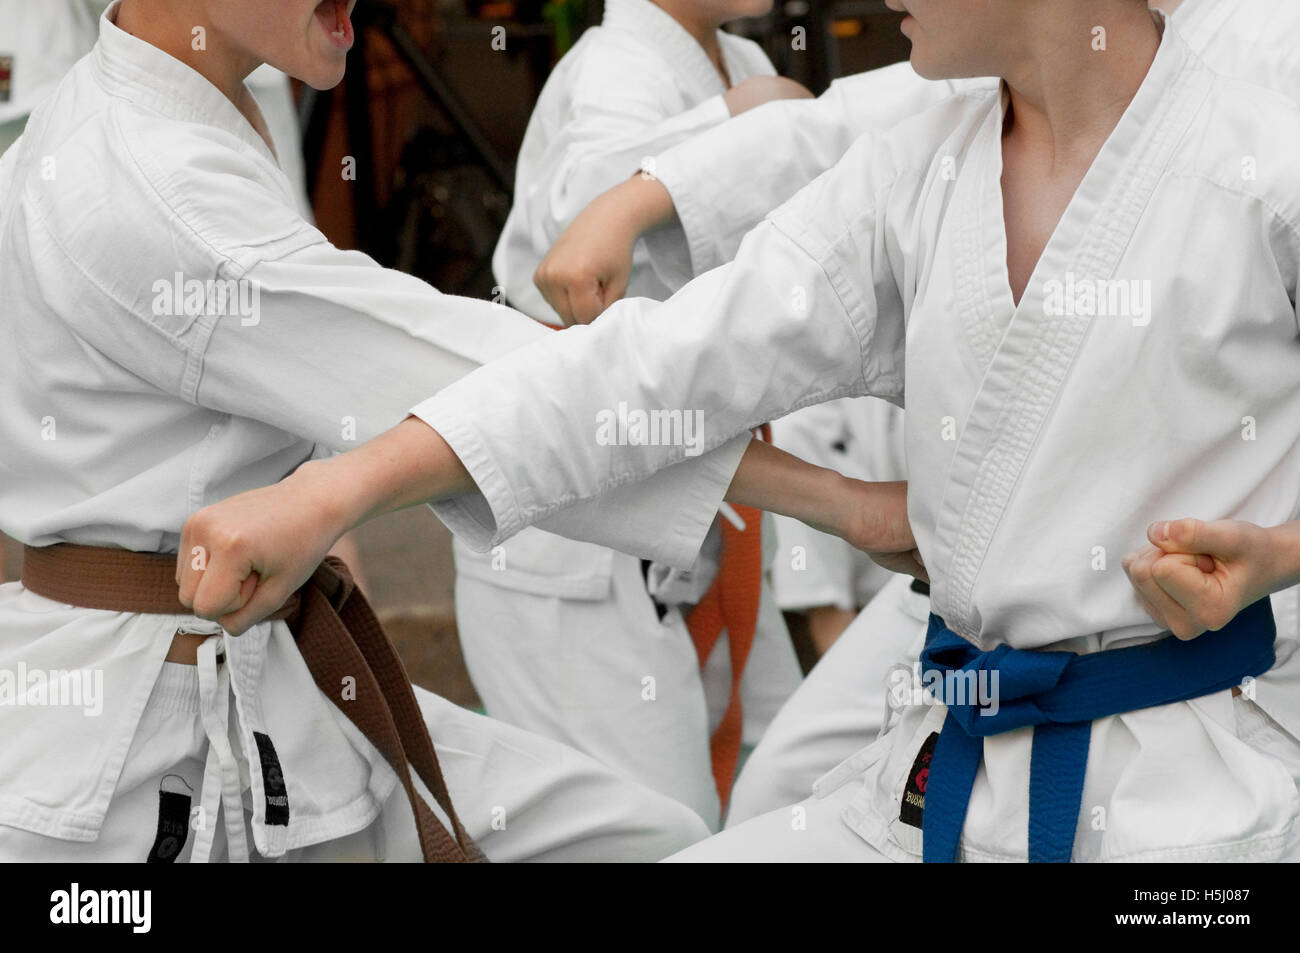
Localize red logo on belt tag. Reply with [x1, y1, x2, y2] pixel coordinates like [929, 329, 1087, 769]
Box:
[899, 731, 939, 829]
[0, 57, 12, 103]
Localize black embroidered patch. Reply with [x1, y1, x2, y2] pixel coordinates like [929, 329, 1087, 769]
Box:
[899, 731, 939, 829]
[254, 731, 290, 826]
[146, 777, 192, 863]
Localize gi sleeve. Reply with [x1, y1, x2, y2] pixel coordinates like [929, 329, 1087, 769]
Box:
[642, 63, 982, 276]
[194, 244, 749, 566]
[520, 61, 733, 249]
[22, 105, 747, 566]
[414, 133, 908, 557]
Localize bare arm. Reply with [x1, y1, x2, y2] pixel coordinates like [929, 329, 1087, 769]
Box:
[177, 418, 920, 634]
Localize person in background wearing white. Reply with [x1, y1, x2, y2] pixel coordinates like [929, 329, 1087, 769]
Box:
[461, 0, 812, 827]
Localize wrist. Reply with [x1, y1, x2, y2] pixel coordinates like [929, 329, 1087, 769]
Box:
[1263, 520, 1300, 593]
[826, 472, 863, 542]
[620, 172, 677, 235]
[289, 457, 371, 539]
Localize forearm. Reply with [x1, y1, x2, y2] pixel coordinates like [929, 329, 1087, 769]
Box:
[725, 440, 911, 557]
[293, 416, 474, 534]
[605, 172, 679, 238]
[725, 439, 854, 537]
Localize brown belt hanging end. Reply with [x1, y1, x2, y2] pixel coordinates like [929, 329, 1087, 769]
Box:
[21, 543, 487, 863]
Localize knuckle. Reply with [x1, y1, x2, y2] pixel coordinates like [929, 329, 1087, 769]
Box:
[212, 527, 246, 555]
[191, 597, 220, 620]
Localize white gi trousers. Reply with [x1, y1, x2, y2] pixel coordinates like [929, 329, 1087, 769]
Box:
[455, 536, 803, 830]
[0, 597, 710, 862]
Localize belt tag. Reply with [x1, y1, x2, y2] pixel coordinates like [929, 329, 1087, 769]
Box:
[253, 731, 290, 826]
[146, 775, 194, 863]
[899, 731, 940, 829]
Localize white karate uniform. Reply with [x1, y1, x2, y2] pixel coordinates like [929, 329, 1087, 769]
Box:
[0, 2, 309, 218]
[0, 2, 716, 862]
[656, 0, 1300, 831]
[457, 0, 798, 826]
[414, 12, 1300, 860]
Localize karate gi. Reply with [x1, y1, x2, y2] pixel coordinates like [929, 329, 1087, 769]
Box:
[457, 0, 799, 826]
[654, 0, 1300, 830]
[0, 2, 308, 216]
[414, 11, 1300, 860]
[0, 3, 716, 862]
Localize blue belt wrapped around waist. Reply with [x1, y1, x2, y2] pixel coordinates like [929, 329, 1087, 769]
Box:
[919, 597, 1277, 863]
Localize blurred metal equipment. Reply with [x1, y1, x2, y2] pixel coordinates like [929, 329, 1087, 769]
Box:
[298, 0, 517, 295]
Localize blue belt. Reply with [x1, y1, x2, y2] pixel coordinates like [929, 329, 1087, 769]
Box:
[918, 598, 1277, 862]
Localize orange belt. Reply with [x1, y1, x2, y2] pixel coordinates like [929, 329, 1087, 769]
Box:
[21, 543, 486, 863]
[684, 424, 770, 811]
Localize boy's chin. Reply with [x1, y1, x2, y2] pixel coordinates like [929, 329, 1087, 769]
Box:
[299, 62, 348, 92]
[908, 51, 966, 82]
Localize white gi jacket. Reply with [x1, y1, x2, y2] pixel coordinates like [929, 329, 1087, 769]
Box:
[0, 2, 742, 852]
[416, 16, 1300, 859]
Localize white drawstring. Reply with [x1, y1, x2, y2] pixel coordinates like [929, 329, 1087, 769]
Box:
[188, 636, 250, 863]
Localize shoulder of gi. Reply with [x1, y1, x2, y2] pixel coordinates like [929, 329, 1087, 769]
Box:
[767, 87, 992, 259]
[1180, 70, 1300, 251]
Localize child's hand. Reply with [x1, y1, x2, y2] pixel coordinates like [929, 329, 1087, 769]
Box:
[1122, 518, 1277, 640]
[722, 76, 814, 117]
[176, 461, 352, 635]
[839, 480, 928, 583]
[534, 175, 673, 325]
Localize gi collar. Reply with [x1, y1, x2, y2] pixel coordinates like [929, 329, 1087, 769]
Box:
[92, 1, 278, 165]
[601, 0, 733, 96]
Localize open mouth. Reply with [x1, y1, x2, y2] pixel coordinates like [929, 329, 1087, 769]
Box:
[314, 0, 355, 50]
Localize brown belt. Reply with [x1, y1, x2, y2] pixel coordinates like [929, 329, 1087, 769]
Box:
[21, 543, 486, 863]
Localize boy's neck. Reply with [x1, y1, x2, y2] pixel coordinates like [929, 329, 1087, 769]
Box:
[649, 0, 731, 86]
[115, 0, 258, 105]
[113, 0, 276, 155]
[1003, 3, 1162, 166]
